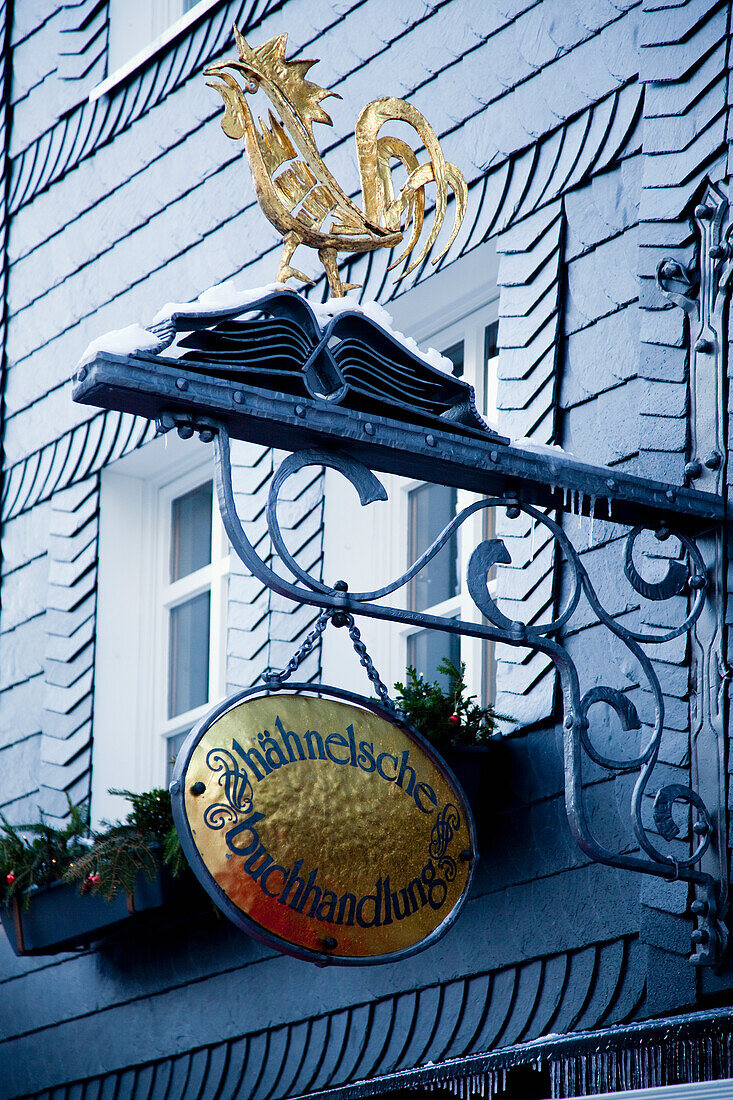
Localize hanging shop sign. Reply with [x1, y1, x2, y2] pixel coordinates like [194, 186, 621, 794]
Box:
[170, 685, 476, 965]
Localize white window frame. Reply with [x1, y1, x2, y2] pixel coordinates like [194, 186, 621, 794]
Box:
[321, 244, 500, 703]
[92, 433, 229, 825]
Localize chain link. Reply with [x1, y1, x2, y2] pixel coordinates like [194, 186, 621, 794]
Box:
[263, 609, 333, 685]
[344, 615, 398, 712]
[262, 607, 398, 712]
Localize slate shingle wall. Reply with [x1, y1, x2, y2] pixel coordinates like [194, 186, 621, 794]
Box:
[0, 0, 730, 1095]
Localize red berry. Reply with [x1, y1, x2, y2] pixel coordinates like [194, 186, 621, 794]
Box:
[448, 714, 459, 725]
[87, 873, 101, 886]
[5, 872, 15, 885]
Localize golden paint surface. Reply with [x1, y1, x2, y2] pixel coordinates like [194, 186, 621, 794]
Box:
[182, 696, 472, 959]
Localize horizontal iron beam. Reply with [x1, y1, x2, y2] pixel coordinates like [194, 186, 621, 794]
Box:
[74, 354, 724, 532]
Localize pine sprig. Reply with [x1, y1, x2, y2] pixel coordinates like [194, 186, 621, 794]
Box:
[394, 660, 495, 747]
[1, 788, 186, 907]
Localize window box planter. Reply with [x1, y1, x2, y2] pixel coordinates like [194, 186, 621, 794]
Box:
[1, 867, 173, 957]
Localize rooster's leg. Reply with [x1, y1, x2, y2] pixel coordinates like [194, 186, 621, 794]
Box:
[318, 247, 360, 298]
[277, 231, 315, 287]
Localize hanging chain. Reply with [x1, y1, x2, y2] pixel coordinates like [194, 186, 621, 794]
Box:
[342, 614, 398, 713]
[262, 598, 398, 713]
[263, 608, 333, 685]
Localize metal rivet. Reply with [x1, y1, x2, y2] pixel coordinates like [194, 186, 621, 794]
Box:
[364, 422, 374, 435]
[691, 928, 709, 944]
[564, 714, 574, 729]
[693, 820, 710, 836]
[685, 460, 702, 480]
[190, 782, 206, 796]
[695, 338, 713, 353]
[665, 489, 676, 502]
[334, 579, 348, 591]
[294, 403, 305, 417]
[176, 377, 189, 391]
[606, 478, 617, 491]
[426, 434, 436, 447]
[490, 450, 498, 463]
[233, 390, 244, 405]
[689, 574, 707, 590]
[199, 429, 215, 444]
[704, 451, 721, 470]
[77, 366, 87, 381]
[506, 505, 520, 519]
[695, 204, 713, 220]
[709, 244, 727, 260]
[177, 424, 194, 440]
[690, 899, 707, 915]
[320, 936, 338, 950]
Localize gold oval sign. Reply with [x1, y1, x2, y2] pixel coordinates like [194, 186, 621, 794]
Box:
[171, 687, 476, 965]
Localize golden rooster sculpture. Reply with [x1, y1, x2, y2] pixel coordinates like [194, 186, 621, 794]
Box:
[204, 28, 467, 297]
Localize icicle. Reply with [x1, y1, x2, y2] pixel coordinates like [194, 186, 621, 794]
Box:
[563, 486, 570, 511]
[530, 517, 536, 559]
[589, 496, 596, 547]
[607, 496, 613, 521]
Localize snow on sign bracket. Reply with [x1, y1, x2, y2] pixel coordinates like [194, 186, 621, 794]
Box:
[73, 280, 728, 968]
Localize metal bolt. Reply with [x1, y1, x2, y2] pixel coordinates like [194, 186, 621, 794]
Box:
[426, 434, 436, 447]
[656, 523, 670, 542]
[199, 429, 215, 443]
[689, 574, 707, 590]
[606, 478, 617, 491]
[564, 714, 574, 729]
[704, 451, 721, 470]
[364, 422, 374, 435]
[77, 366, 88, 381]
[665, 489, 676, 502]
[175, 377, 189, 391]
[320, 936, 338, 950]
[693, 820, 710, 836]
[690, 899, 707, 915]
[331, 613, 350, 627]
[234, 390, 244, 405]
[685, 460, 703, 480]
[334, 579, 349, 592]
[695, 337, 713, 354]
[177, 424, 194, 440]
[691, 928, 709, 945]
[294, 403, 305, 417]
[695, 204, 713, 219]
[190, 782, 206, 796]
[709, 244, 728, 260]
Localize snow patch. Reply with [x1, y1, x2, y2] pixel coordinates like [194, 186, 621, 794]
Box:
[311, 294, 452, 372]
[512, 437, 577, 459]
[78, 323, 163, 367]
[152, 280, 286, 323]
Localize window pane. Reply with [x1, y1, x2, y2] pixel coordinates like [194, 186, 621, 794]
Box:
[168, 591, 210, 718]
[409, 484, 458, 611]
[170, 482, 212, 581]
[407, 629, 460, 691]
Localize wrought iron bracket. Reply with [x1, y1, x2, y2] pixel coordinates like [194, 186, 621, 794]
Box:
[72, 285, 731, 966]
[657, 179, 732, 966]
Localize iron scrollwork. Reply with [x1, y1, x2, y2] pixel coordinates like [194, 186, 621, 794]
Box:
[192, 420, 727, 965]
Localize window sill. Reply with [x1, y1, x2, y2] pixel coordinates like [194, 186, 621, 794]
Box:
[89, 0, 224, 104]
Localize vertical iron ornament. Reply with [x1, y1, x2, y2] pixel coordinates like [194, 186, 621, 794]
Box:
[659, 180, 731, 964]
